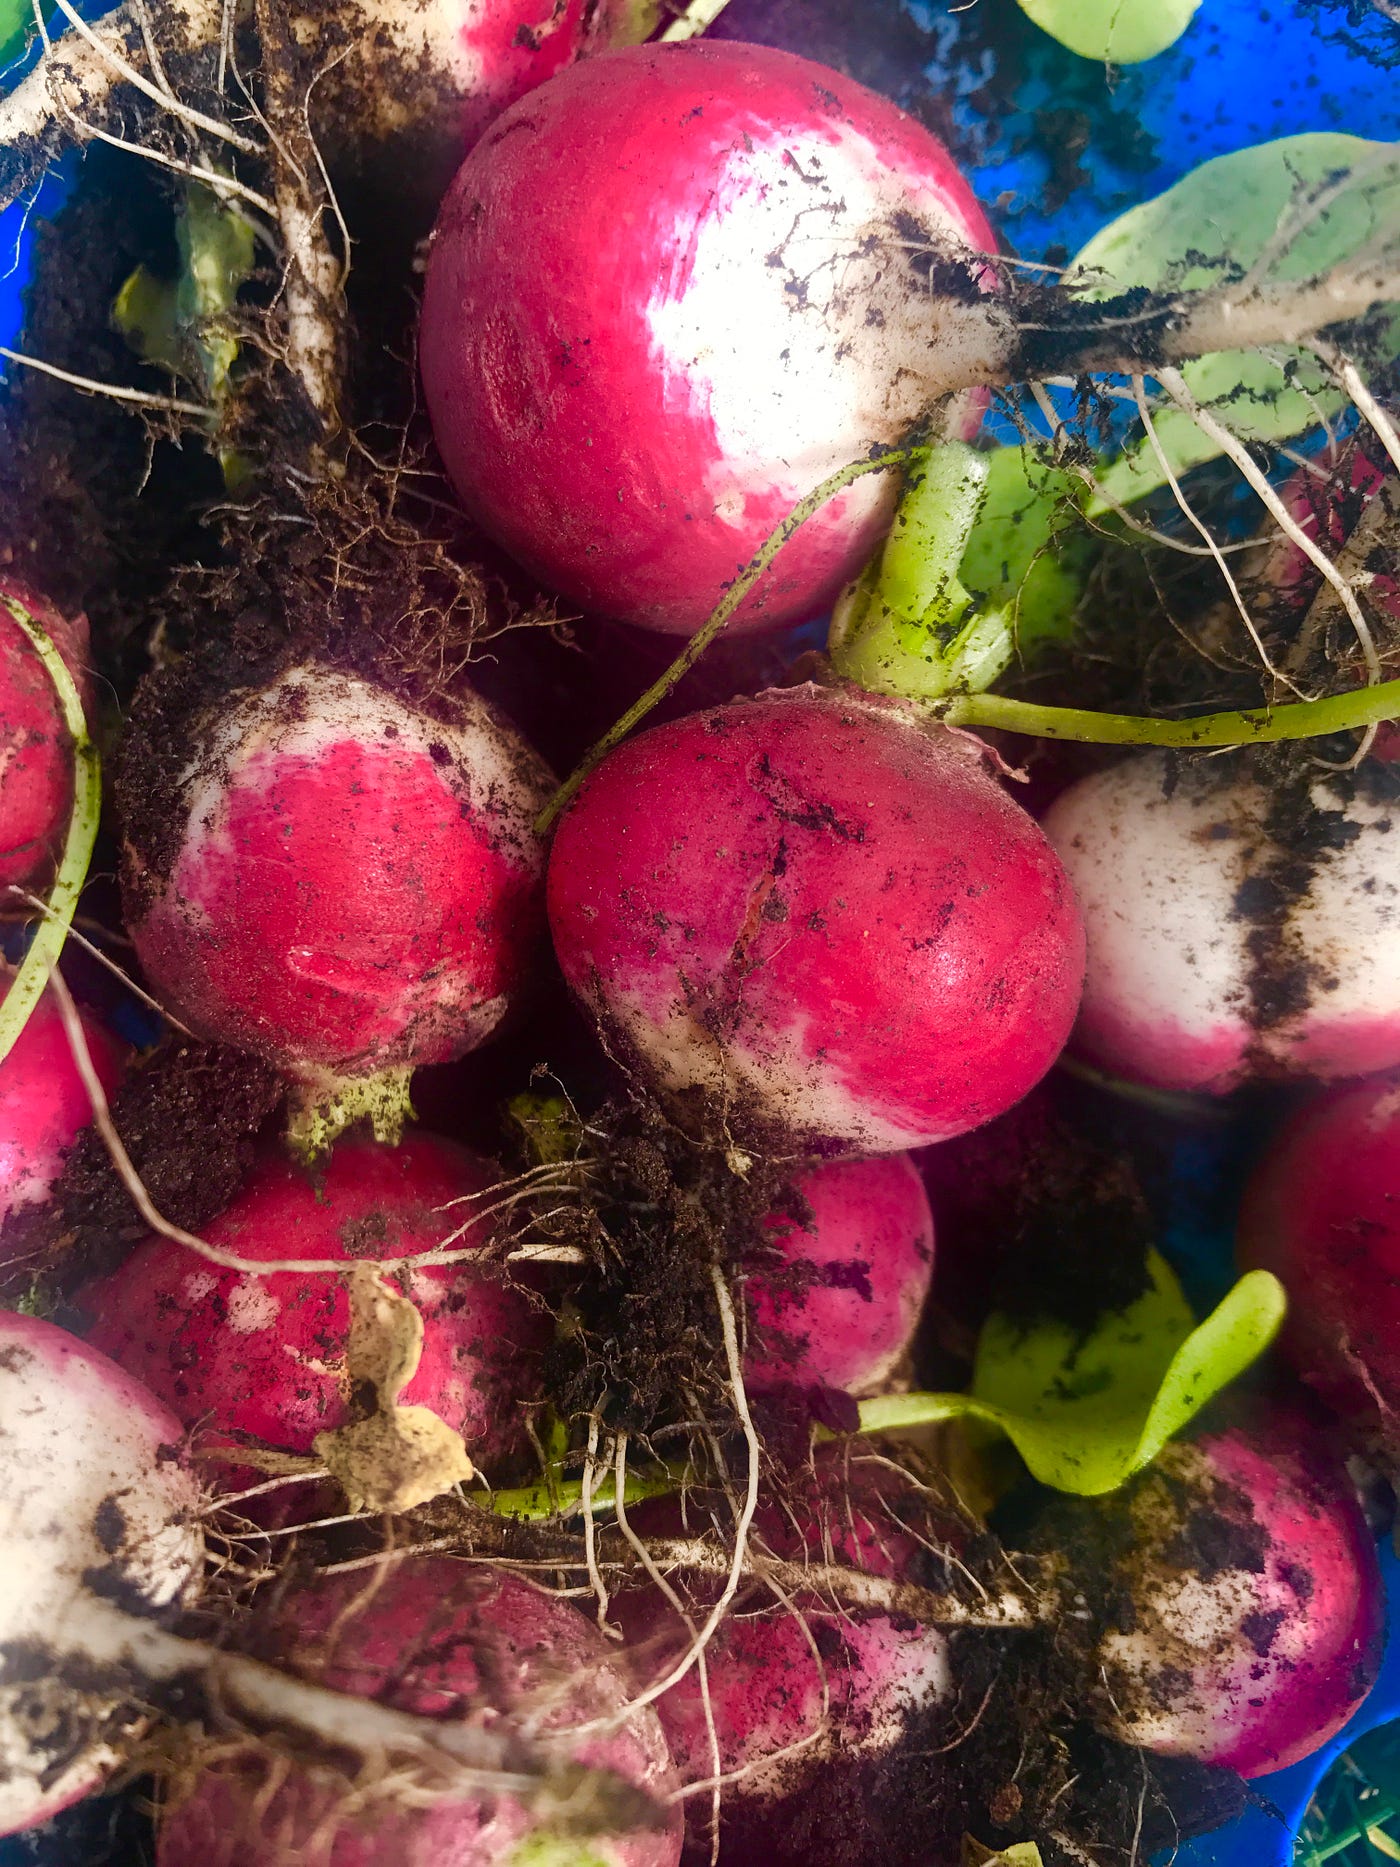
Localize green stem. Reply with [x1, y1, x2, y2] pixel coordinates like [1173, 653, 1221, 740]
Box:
[939, 679, 1400, 746]
[536, 450, 914, 834]
[0, 595, 99, 1066]
[472, 1461, 687, 1522]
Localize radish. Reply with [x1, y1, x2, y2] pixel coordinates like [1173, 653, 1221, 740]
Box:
[1042, 749, 1400, 1094]
[746, 1152, 934, 1396]
[119, 658, 554, 1136]
[0, 583, 90, 891]
[1052, 1408, 1384, 1777]
[546, 687, 1085, 1154]
[1237, 1076, 1400, 1445]
[156, 1558, 684, 1867]
[0, 1309, 203, 1834]
[613, 1458, 955, 1804]
[419, 40, 997, 637]
[0, 974, 125, 1251]
[79, 1131, 547, 1477]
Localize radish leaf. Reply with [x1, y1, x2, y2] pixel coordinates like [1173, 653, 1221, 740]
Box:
[1016, 0, 1198, 65]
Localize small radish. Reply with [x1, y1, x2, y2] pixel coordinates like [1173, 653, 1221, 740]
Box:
[118, 658, 554, 1130]
[79, 1131, 547, 1476]
[614, 1458, 955, 1805]
[1047, 1408, 1384, 1777]
[746, 1152, 934, 1396]
[1237, 1076, 1400, 1445]
[1042, 750, 1400, 1094]
[156, 1559, 684, 1867]
[0, 974, 126, 1251]
[0, 582, 90, 891]
[547, 688, 1085, 1154]
[0, 1309, 202, 1835]
[420, 41, 997, 636]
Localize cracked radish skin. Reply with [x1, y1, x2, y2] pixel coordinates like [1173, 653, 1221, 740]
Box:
[79, 1133, 546, 1468]
[420, 40, 996, 636]
[0, 1311, 202, 1835]
[157, 1561, 683, 1867]
[120, 662, 553, 1084]
[1061, 1413, 1384, 1778]
[1043, 751, 1400, 1094]
[0, 978, 126, 1249]
[0, 583, 90, 890]
[1237, 1078, 1400, 1439]
[546, 689, 1085, 1154]
[746, 1153, 934, 1396]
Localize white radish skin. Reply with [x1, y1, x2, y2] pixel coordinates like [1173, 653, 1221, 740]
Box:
[0, 1310, 202, 1834]
[1043, 751, 1400, 1094]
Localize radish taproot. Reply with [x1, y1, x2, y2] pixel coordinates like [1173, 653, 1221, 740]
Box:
[0, 1309, 202, 1834]
[1237, 1077, 1400, 1444]
[1043, 1409, 1384, 1778]
[546, 688, 1085, 1153]
[746, 1152, 934, 1396]
[0, 974, 125, 1251]
[79, 1132, 547, 1480]
[0, 583, 90, 892]
[156, 1559, 684, 1867]
[118, 659, 554, 1137]
[1042, 750, 1400, 1094]
[420, 40, 997, 636]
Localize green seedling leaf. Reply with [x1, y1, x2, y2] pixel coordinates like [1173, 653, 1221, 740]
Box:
[115, 179, 255, 408]
[1065, 133, 1400, 511]
[1017, 0, 1198, 64]
[849, 1254, 1286, 1495]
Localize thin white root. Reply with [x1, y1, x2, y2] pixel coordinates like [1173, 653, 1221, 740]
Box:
[659, 0, 737, 39]
[0, 344, 215, 419]
[1157, 363, 1383, 685]
[639, 1538, 1049, 1628]
[1312, 338, 1400, 480]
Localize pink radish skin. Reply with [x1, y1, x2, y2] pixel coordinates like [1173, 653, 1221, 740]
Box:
[1088, 1415, 1383, 1777]
[0, 583, 89, 890]
[79, 1132, 546, 1467]
[615, 1463, 953, 1801]
[1237, 1077, 1400, 1438]
[121, 663, 553, 1085]
[0, 978, 125, 1247]
[0, 1310, 202, 1835]
[1043, 751, 1400, 1094]
[157, 1560, 683, 1867]
[547, 688, 1085, 1153]
[747, 1153, 934, 1396]
[420, 41, 996, 637]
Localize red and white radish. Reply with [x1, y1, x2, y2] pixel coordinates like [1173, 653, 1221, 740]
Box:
[79, 1131, 546, 1472]
[420, 41, 997, 636]
[157, 1559, 684, 1867]
[0, 1309, 202, 1835]
[120, 661, 553, 1108]
[1042, 750, 1400, 1094]
[0, 583, 90, 891]
[746, 1152, 934, 1396]
[547, 687, 1085, 1153]
[1237, 1076, 1400, 1441]
[615, 1459, 954, 1803]
[0, 974, 125, 1248]
[1069, 1410, 1383, 1777]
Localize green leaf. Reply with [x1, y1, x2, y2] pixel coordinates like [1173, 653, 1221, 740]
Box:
[958, 446, 1090, 658]
[964, 1841, 1045, 1867]
[0, 0, 34, 67]
[114, 180, 255, 406]
[1066, 134, 1400, 511]
[1016, 0, 1199, 64]
[850, 1256, 1286, 1496]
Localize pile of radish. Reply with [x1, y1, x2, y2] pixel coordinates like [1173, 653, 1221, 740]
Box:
[1, 4, 1399, 1865]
